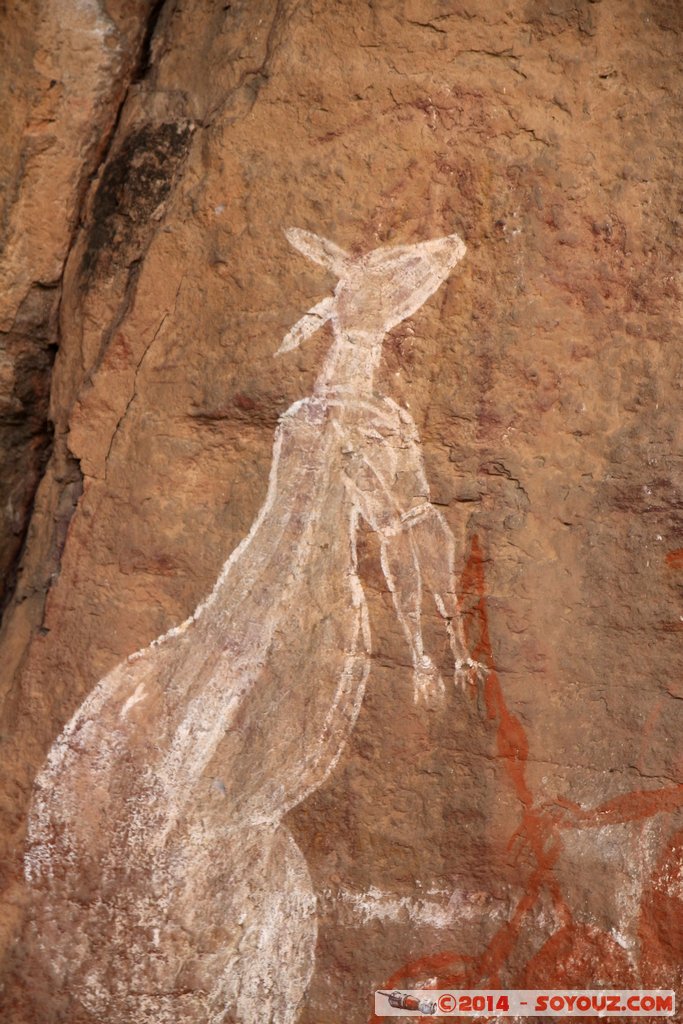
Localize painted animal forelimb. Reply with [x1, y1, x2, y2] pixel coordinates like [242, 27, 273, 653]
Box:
[281, 226, 481, 702]
[334, 401, 475, 704]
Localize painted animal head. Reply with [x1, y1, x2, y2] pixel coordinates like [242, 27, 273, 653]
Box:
[278, 228, 466, 354]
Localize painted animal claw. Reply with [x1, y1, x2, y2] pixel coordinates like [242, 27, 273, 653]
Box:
[413, 656, 446, 706]
[454, 657, 487, 692]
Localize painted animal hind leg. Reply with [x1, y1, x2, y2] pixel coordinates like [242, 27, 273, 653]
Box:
[199, 824, 317, 1024]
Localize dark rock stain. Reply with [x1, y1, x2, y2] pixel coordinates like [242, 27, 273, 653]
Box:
[80, 122, 191, 282]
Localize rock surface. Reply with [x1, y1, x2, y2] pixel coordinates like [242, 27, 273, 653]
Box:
[0, 0, 152, 613]
[1, 1, 682, 1022]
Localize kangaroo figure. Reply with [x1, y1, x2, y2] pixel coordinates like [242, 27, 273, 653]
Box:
[25, 229, 471, 1024]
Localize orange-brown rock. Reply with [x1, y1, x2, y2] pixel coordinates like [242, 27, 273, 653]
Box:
[0, 0, 152, 610]
[1, 2, 681, 1022]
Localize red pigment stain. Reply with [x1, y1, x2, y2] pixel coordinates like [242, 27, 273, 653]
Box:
[638, 828, 683, 986]
[233, 392, 257, 411]
[521, 922, 636, 988]
[370, 536, 683, 1021]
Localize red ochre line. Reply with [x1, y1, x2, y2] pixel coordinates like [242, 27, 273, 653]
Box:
[370, 535, 683, 1021]
[561, 783, 683, 828]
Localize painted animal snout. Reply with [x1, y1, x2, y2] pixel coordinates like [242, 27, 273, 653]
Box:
[333, 232, 466, 334]
[280, 228, 466, 351]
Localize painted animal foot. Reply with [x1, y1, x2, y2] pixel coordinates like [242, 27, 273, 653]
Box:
[454, 657, 488, 698]
[413, 655, 446, 706]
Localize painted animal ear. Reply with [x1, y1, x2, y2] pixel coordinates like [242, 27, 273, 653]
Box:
[285, 228, 349, 275]
[275, 295, 335, 356]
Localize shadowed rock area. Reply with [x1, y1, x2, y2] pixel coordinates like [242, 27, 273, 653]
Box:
[0, 1, 681, 1022]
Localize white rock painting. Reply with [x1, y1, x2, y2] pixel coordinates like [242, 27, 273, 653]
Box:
[25, 228, 472, 1023]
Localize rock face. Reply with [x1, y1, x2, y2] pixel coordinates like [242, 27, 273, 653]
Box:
[0, 0, 152, 613]
[1, 2, 681, 1022]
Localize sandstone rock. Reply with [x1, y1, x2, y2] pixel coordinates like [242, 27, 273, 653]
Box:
[1, 2, 681, 1022]
[0, 0, 151, 610]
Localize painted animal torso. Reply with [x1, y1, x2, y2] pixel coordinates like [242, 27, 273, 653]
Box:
[25, 392, 421, 1023]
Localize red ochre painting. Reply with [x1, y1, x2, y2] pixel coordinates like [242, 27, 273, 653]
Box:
[370, 537, 683, 1021]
